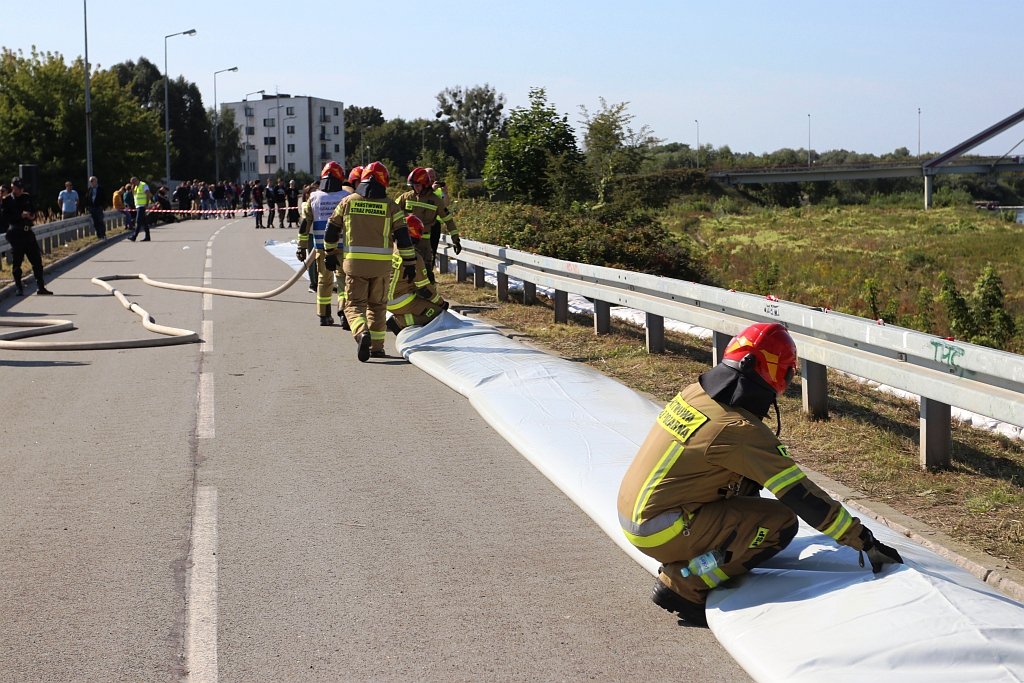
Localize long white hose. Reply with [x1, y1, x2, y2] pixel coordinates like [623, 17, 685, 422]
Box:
[0, 252, 316, 351]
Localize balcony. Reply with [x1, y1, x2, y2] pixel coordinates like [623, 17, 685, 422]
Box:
[319, 114, 331, 123]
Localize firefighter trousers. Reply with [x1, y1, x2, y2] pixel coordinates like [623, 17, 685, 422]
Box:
[314, 251, 345, 317]
[344, 273, 387, 351]
[644, 496, 798, 604]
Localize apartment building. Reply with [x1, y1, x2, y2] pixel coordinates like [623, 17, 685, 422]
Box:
[222, 93, 346, 182]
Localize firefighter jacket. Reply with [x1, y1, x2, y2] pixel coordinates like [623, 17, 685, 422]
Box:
[396, 189, 458, 241]
[617, 382, 867, 552]
[386, 252, 444, 328]
[299, 188, 349, 251]
[326, 193, 414, 278]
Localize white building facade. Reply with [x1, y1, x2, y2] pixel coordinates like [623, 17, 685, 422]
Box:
[222, 94, 346, 182]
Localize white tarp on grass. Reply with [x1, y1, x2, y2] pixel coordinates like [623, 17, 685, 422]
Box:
[397, 310, 1024, 683]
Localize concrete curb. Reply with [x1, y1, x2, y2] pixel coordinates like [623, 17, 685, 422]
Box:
[454, 303, 1024, 606]
[0, 227, 130, 303]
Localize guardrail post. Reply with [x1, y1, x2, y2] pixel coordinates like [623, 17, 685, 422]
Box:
[920, 397, 952, 469]
[712, 330, 732, 365]
[473, 264, 486, 289]
[554, 290, 568, 323]
[523, 281, 536, 305]
[645, 313, 665, 354]
[594, 300, 611, 335]
[43, 236, 51, 254]
[497, 272, 509, 301]
[456, 260, 467, 283]
[800, 359, 828, 419]
[438, 252, 449, 275]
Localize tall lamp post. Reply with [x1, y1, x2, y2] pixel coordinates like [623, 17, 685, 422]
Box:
[243, 89, 265, 182]
[164, 28, 197, 184]
[694, 119, 700, 168]
[917, 107, 922, 158]
[213, 66, 238, 182]
[282, 115, 297, 174]
[807, 113, 812, 167]
[83, 0, 93, 178]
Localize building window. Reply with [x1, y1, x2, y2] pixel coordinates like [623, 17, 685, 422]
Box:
[286, 106, 295, 115]
[333, 107, 339, 116]
[244, 106, 254, 117]
[263, 136, 276, 145]
[334, 144, 340, 152]
[263, 118, 275, 127]
[333, 125, 339, 134]
[286, 125, 295, 134]
[245, 126, 255, 135]
[264, 155, 277, 164]
[287, 144, 295, 153]
[320, 143, 327, 154]
[287, 163, 296, 172]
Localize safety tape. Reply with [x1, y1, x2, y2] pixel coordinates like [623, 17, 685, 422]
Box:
[135, 207, 299, 215]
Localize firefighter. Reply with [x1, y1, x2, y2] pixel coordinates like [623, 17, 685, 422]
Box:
[425, 168, 449, 269]
[385, 214, 448, 333]
[617, 322, 903, 627]
[396, 167, 460, 283]
[296, 162, 351, 327]
[325, 161, 416, 361]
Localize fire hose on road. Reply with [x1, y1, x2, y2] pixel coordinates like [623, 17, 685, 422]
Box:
[0, 252, 317, 351]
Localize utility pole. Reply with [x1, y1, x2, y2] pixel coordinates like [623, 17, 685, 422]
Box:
[83, 0, 93, 179]
[807, 114, 812, 167]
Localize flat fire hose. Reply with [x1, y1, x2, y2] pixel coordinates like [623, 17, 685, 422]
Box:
[0, 251, 316, 351]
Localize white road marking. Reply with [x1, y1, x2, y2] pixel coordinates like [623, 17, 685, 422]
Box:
[186, 485, 219, 682]
[197, 373, 214, 439]
[201, 320, 213, 353]
[203, 293, 212, 310]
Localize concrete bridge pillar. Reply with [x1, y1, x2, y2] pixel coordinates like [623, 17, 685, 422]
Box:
[924, 174, 935, 209]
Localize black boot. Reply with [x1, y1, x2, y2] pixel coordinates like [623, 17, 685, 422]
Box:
[319, 315, 334, 326]
[36, 287, 53, 295]
[386, 317, 401, 335]
[339, 312, 350, 331]
[14, 278, 24, 296]
[356, 331, 371, 362]
[650, 580, 708, 628]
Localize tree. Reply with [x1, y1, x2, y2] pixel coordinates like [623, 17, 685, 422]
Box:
[435, 84, 506, 177]
[0, 48, 162, 200]
[212, 107, 241, 182]
[939, 266, 1016, 349]
[482, 87, 585, 205]
[343, 105, 385, 169]
[579, 98, 659, 204]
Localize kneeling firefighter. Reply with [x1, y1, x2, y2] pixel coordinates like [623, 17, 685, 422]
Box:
[617, 322, 903, 627]
[385, 214, 448, 333]
[297, 162, 351, 327]
[325, 161, 416, 361]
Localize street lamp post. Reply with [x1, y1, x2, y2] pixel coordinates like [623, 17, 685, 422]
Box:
[694, 119, 700, 168]
[213, 66, 238, 182]
[807, 113, 812, 167]
[211, 67, 237, 183]
[918, 107, 922, 158]
[83, 0, 93, 179]
[164, 28, 197, 184]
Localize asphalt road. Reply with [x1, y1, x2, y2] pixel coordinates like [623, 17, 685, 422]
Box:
[0, 217, 751, 682]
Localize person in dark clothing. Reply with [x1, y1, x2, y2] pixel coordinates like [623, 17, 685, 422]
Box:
[286, 179, 300, 228]
[252, 180, 265, 228]
[275, 179, 287, 228]
[265, 179, 277, 227]
[83, 175, 107, 238]
[173, 181, 192, 219]
[2, 178, 53, 295]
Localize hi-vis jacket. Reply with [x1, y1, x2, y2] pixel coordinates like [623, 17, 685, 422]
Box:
[326, 193, 414, 278]
[386, 252, 444, 329]
[299, 188, 349, 251]
[396, 189, 458, 240]
[617, 382, 866, 552]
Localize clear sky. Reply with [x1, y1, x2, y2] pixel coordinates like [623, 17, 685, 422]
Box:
[4, 0, 1024, 158]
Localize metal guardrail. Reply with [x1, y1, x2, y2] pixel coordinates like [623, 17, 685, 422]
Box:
[437, 237, 1024, 469]
[1, 210, 124, 267]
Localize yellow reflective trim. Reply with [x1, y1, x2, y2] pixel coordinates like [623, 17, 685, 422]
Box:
[632, 442, 683, 524]
[656, 395, 709, 444]
[323, 241, 338, 250]
[405, 200, 436, 212]
[316, 296, 332, 305]
[369, 330, 386, 340]
[344, 253, 393, 261]
[620, 516, 687, 549]
[764, 465, 806, 496]
[822, 507, 854, 541]
[438, 214, 453, 223]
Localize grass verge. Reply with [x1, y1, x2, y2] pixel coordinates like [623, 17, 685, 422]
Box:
[438, 274, 1024, 569]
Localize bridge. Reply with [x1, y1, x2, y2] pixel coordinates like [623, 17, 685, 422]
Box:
[710, 105, 1024, 208]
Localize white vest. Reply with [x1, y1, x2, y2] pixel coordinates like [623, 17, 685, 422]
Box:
[309, 188, 349, 249]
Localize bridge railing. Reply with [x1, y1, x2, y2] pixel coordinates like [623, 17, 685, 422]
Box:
[437, 237, 1024, 469]
[1, 210, 124, 269]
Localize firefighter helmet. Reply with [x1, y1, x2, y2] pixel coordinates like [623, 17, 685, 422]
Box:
[407, 167, 431, 187]
[405, 214, 425, 240]
[361, 161, 389, 187]
[721, 322, 798, 395]
[320, 161, 346, 183]
[348, 165, 364, 185]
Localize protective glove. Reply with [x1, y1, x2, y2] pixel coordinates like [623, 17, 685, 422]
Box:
[295, 248, 307, 262]
[451, 235, 462, 255]
[859, 528, 904, 574]
[416, 287, 434, 301]
[402, 263, 417, 282]
[324, 253, 339, 271]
